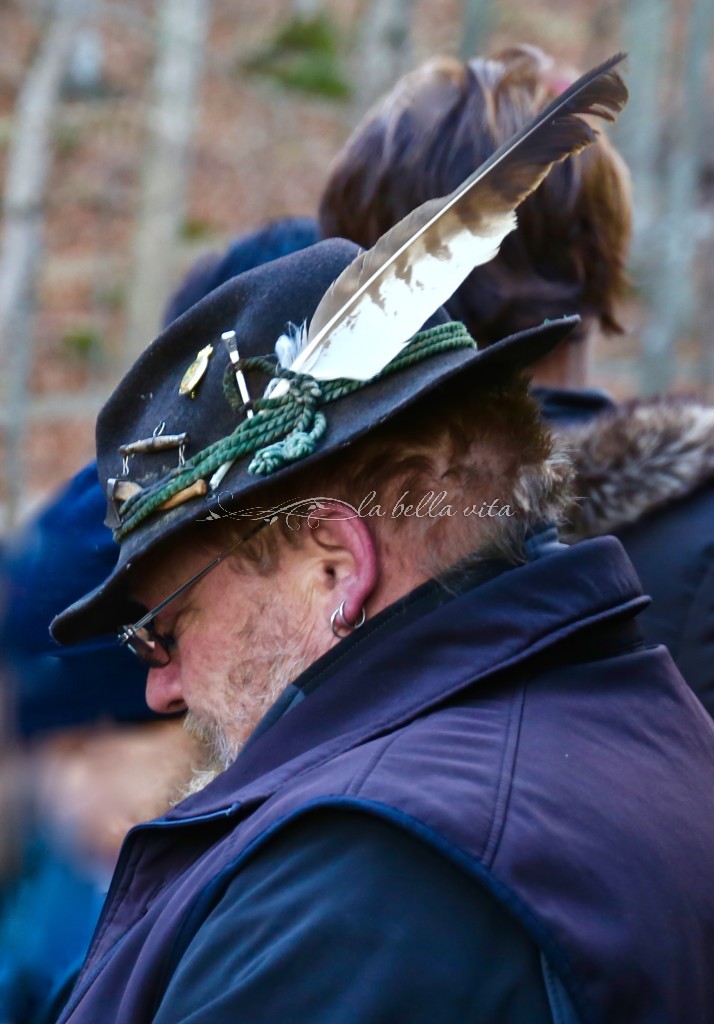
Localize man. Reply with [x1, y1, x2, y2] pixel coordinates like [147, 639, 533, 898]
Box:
[318, 44, 714, 716]
[49, 229, 714, 1023]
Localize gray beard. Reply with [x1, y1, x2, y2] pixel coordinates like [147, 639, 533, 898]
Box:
[180, 711, 238, 797]
[177, 647, 312, 800]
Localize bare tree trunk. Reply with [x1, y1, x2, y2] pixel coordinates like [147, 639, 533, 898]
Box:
[637, 0, 713, 394]
[124, 0, 209, 364]
[616, 0, 670, 250]
[459, 0, 495, 60]
[0, 0, 91, 524]
[699, 207, 714, 399]
[352, 0, 416, 120]
[66, 26, 104, 98]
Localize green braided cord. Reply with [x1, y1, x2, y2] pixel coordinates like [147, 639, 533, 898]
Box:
[222, 364, 245, 413]
[249, 411, 327, 476]
[115, 372, 324, 538]
[115, 321, 475, 539]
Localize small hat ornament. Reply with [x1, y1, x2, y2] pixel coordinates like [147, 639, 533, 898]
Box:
[208, 331, 255, 490]
[179, 344, 213, 397]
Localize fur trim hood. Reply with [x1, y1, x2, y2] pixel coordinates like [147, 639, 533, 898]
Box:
[561, 396, 714, 540]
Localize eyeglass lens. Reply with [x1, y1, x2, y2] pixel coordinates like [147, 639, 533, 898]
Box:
[121, 624, 172, 668]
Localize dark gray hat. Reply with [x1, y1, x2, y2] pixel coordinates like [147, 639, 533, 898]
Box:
[51, 238, 578, 644]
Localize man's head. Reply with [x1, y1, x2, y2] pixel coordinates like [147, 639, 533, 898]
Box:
[51, 238, 577, 774]
[126, 367, 570, 772]
[319, 45, 632, 383]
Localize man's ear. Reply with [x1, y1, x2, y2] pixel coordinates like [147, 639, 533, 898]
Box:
[302, 504, 378, 627]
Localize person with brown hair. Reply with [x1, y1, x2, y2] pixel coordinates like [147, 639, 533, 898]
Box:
[319, 44, 632, 385]
[319, 44, 714, 716]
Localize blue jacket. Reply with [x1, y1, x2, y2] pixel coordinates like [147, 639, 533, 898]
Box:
[56, 539, 714, 1024]
[538, 387, 714, 717]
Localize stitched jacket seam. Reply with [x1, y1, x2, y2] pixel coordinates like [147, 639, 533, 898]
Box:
[482, 678, 527, 868]
[347, 727, 412, 798]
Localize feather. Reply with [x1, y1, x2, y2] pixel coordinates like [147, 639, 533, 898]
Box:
[275, 321, 308, 369]
[289, 52, 628, 384]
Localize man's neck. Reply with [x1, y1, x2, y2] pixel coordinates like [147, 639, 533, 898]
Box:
[530, 335, 591, 389]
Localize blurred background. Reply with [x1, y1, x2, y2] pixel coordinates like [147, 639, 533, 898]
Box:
[0, 0, 712, 527]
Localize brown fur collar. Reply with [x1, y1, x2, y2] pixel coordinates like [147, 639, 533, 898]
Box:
[560, 396, 714, 540]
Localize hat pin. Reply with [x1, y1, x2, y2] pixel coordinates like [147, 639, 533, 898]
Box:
[209, 331, 254, 490]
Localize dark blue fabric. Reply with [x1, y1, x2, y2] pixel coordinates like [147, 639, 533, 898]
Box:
[53, 538, 714, 1024]
[531, 385, 615, 426]
[537, 384, 714, 717]
[0, 834, 106, 1024]
[244, 557, 515, 753]
[162, 217, 319, 327]
[0, 463, 151, 735]
[152, 810, 553, 1024]
[0, 464, 151, 737]
[3, 463, 118, 656]
[615, 483, 714, 715]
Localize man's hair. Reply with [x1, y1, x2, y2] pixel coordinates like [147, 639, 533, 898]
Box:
[205, 370, 572, 579]
[319, 45, 632, 346]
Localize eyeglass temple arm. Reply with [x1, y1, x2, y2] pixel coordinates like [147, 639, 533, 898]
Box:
[121, 521, 268, 640]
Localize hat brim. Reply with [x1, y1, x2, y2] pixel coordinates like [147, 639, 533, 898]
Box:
[51, 313, 579, 646]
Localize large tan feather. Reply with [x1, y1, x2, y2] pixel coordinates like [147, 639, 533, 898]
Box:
[289, 52, 627, 383]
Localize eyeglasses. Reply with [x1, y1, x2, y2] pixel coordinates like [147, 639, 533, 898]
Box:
[118, 520, 269, 668]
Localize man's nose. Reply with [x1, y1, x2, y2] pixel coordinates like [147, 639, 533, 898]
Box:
[146, 665, 187, 715]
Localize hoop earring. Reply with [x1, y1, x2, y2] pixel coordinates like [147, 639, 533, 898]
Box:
[330, 599, 366, 639]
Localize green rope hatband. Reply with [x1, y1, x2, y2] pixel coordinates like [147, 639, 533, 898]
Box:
[114, 321, 476, 539]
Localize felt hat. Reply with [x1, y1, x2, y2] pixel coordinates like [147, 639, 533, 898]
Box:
[51, 238, 578, 645]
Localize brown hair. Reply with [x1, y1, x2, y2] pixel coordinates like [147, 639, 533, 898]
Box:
[203, 370, 572, 577]
[318, 45, 632, 346]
